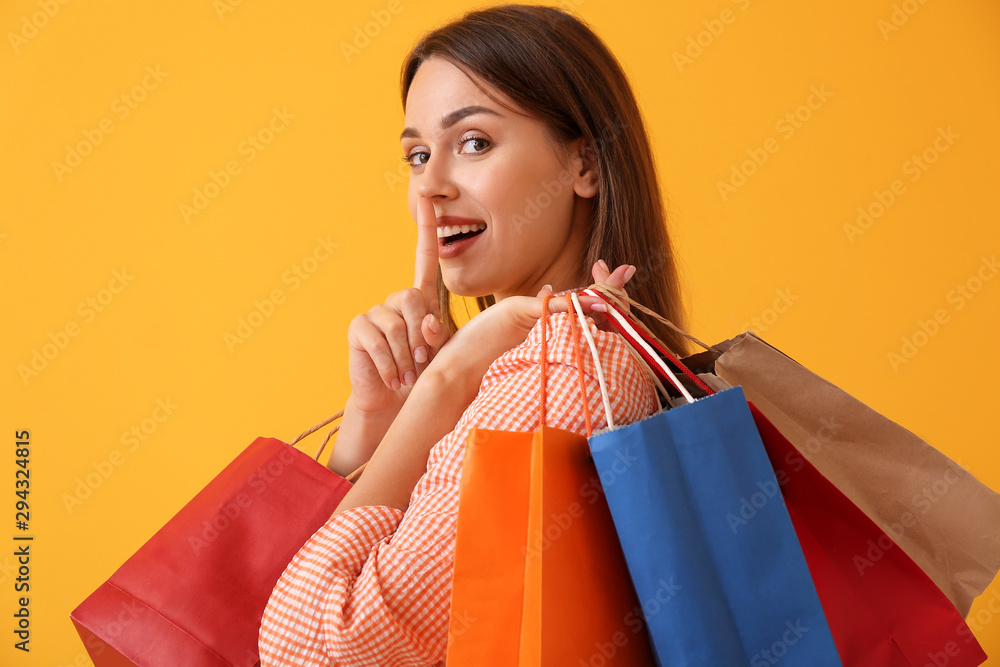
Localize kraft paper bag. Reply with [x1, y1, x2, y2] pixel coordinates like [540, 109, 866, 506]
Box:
[705, 331, 1000, 617]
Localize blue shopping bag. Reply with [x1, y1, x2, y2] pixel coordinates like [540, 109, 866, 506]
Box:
[589, 385, 842, 667]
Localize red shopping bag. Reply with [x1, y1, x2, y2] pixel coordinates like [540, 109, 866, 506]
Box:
[749, 405, 987, 666]
[585, 284, 989, 666]
[70, 413, 357, 667]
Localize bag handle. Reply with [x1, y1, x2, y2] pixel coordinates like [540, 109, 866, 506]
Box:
[290, 410, 367, 483]
[583, 284, 717, 399]
[540, 292, 603, 434]
[583, 288, 696, 404]
[567, 292, 673, 431]
[586, 283, 718, 354]
[569, 291, 616, 430]
[334, 285, 690, 478]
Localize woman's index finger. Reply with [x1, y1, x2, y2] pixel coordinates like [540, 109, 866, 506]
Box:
[413, 197, 440, 301]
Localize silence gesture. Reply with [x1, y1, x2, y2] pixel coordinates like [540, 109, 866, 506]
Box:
[345, 196, 451, 418]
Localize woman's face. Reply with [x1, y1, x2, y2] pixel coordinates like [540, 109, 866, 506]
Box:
[401, 55, 596, 300]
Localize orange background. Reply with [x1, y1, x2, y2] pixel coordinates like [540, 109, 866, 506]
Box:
[2, 0, 998, 664]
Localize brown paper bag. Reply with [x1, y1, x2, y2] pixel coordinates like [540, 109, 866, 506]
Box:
[694, 331, 1000, 617]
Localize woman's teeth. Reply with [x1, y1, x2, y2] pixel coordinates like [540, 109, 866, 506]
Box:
[437, 223, 487, 239]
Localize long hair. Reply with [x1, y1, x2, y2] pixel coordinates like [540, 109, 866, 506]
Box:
[400, 4, 690, 354]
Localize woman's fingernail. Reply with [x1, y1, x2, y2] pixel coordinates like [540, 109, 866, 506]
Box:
[624, 265, 637, 282]
[390, 378, 401, 391]
[591, 303, 608, 312]
[543, 283, 553, 292]
[403, 370, 416, 388]
[414, 345, 428, 364]
[598, 259, 609, 272]
[425, 314, 441, 335]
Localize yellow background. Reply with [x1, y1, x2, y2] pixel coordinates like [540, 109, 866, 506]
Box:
[2, 0, 999, 664]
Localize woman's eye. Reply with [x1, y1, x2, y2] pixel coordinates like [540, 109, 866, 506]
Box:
[459, 136, 490, 154]
[404, 151, 429, 167]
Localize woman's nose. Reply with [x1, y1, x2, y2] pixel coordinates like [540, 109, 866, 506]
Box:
[416, 156, 459, 199]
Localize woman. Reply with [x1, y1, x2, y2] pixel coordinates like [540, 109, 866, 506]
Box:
[258, 4, 687, 664]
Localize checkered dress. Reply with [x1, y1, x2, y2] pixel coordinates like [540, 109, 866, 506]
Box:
[259, 310, 656, 666]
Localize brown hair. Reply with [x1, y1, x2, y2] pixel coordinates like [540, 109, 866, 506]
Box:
[400, 3, 690, 354]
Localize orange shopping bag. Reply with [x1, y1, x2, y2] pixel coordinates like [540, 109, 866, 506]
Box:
[445, 297, 657, 667]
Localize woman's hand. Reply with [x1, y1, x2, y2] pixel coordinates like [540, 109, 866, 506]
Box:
[429, 261, 636, 392]
[328, 198, 449, 475]
[345, 197, 450, 417]
[589, 259, 636, 331]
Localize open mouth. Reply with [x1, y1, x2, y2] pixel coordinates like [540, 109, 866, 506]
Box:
[438, 223, 486, 247]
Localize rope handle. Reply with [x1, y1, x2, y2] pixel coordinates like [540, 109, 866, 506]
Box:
[315, 284, 705, 481]
[289, 409, 367, 483]
[569, 292, 613, 433]
[587, 283, 719, 354]
[542, 289, 678, 435]
[583, 285, 717, 399]
[567, 291, 673, 434]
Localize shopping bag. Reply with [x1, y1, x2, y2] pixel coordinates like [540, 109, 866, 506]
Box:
[445, 296, 657, 666]
[567, 291, 841, 666]
[709, 330, 1000, 617]
[70, 413, 357, 667]
[747, 397, 988, 666]
[585, 284, 990, 665]
[589, 386, 842, 665]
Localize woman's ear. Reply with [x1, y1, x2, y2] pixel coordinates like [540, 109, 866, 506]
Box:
[569, 138, 599, 199]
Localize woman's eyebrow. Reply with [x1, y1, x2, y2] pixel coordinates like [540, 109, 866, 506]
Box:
[399, 105, 502, 141]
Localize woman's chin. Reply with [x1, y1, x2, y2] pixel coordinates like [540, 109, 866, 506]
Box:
[442, 276, 496, 300]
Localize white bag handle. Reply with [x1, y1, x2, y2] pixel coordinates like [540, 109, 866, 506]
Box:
[570, 292, 616, 429]
[582, 288, 696, 405]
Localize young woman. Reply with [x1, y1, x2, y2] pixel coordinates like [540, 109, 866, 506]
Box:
[259, 4, 687, 664]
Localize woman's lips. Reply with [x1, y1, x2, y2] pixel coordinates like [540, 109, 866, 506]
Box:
[437, 217, 486, 259]
[437, 216, 485, 229]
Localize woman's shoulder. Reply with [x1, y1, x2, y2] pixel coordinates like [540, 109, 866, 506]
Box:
[467, 308, 656, 431]
[486, 308, 651, 386]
